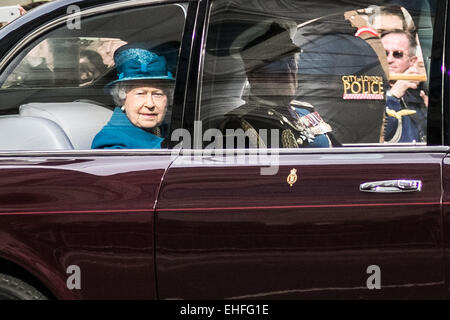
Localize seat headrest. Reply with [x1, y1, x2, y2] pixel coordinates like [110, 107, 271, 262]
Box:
[20, 101, 113, 149]
[0, 116, 73, 150]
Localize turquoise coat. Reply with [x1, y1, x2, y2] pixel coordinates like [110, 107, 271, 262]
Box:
[91, 107, 165, 149]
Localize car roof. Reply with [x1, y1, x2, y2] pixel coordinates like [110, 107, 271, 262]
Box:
[0, 0, 193, 60]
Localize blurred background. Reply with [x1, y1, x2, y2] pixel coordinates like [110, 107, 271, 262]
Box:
[1, 0, 53, 5]
[0, 0, 54, 27]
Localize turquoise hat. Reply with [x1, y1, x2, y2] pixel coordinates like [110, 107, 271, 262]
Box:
[106, 45, 175, 90]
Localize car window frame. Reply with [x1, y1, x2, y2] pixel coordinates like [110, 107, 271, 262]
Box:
[193, 0, 448, 151]
[0, 0, 200, 156]
[442, 0, 450, 145]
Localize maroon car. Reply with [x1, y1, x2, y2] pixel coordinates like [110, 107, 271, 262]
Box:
[0, 0, 448, 300]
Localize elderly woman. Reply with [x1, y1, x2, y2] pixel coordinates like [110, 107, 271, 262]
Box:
[92, 44, 174, 149]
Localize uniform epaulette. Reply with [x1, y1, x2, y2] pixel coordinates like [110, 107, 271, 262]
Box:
[290, 100, 315, 112]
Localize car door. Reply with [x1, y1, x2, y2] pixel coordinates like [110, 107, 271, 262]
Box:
[442, 8, 450, 298]
[0, 0, 194, 299]
[155, 0, 447, 299]
[156, 149, 445, 299]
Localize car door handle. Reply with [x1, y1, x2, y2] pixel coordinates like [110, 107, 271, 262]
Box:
[359, 180, 422, 193]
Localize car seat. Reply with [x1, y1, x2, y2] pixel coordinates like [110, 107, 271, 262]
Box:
[19, 101, 113, 149]
[0, 115, 73, 150]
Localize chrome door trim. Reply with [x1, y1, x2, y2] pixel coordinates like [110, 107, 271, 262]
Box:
[0, 145, 446, 158]
[178, 145, 450, 156]
[360, 180, 422, 193]
[0, 148, 182, 158]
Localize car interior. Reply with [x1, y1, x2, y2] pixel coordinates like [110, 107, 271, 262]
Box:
[0, 2, 436, 150]
[200, 2, 434, 147]
[0, 3, 186, 150]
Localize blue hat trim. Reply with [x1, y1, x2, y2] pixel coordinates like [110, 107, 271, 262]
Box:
[106, 47, 175, 90]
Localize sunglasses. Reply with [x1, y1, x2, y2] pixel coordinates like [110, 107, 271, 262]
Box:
[385, 50, 406, 59]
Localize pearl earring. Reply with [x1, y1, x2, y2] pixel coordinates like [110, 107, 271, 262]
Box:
[121, 106, 125, 111]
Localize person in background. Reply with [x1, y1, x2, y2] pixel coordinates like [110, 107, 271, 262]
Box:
[381, 30, 427, 143]
[368, 5, 410, 33]
[79, 49, 107, 84]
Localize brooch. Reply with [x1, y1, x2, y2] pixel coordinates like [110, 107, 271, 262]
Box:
[287, 168, 298, 187]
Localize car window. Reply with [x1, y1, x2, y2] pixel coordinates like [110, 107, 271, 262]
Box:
[0, 3, 187, 151]
[2, 37, 126, 88]
[200, 0, 437, 148]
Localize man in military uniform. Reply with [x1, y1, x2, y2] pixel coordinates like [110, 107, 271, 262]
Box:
[220, 21, 332, 148]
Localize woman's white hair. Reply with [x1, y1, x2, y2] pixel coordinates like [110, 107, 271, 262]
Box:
[110, 82, 128, 106]
[109, 81, 174, 107]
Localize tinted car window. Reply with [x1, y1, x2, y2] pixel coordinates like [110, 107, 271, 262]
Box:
[2, 37, 126, 88]
[1, 5, 186, 89]
[0, 3, 186, 150]
[200, 0, 437, 148]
